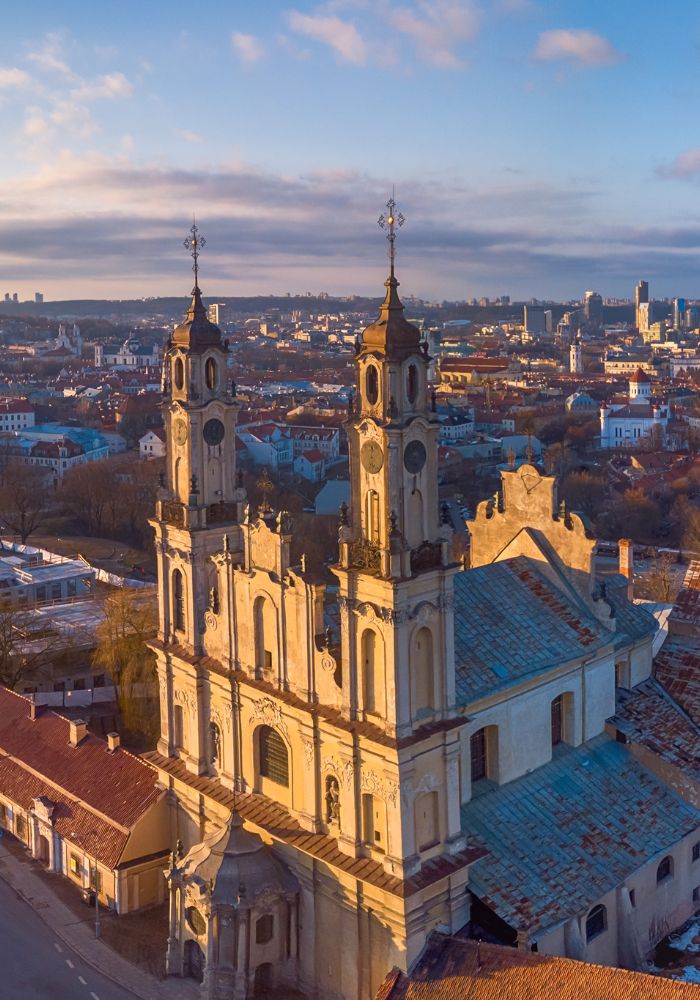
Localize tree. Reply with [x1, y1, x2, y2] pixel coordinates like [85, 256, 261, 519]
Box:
[60, 462, 117, 534]
[92, 588, 159, 746]
[560, 471, 607, 520]
[544, 443, 578, 478]
[645, 552, 679, 603]
[607, 488, 662, 545]
[0, 605, 46, 689]
[0, 462, 50, 543]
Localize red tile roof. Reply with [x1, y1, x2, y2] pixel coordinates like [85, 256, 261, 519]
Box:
[0, 398, 33, 414]
[377, 934, 700, 1000]
[0, 688, 163, 831]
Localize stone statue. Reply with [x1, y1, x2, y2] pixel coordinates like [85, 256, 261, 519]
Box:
[326, 776, 340, 825]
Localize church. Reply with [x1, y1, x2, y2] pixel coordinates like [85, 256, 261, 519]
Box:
[145, 217, 700, 999]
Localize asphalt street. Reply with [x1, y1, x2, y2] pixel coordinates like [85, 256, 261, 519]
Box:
[0, 876, 134, 1000]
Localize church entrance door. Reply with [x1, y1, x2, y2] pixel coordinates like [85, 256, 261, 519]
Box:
[184, 940, 205, 983]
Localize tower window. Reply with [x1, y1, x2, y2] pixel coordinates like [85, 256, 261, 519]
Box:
[174, 357, 184, 391]
[470, 728, 487, 782]
[366, 365, 379, 405]
[585, 904, 607, 942]
[258, 725, 289, 787]
[407, 363, 418, 404]
[205, 357, 217, 391]
[256, 914, 274, 945]
[657, 856, 673, 883]
[173, 570, 185, 631]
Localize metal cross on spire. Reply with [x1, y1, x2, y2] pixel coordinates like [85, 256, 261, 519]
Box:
[377, 189, 405, 276]
[183, 219, 206, 290]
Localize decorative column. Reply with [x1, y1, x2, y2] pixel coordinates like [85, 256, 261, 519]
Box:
[165, 865, 182, 976]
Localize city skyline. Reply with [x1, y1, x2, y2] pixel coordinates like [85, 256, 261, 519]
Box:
[3, 1, 700, 300]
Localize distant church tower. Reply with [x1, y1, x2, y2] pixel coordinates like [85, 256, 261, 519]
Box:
[570, 337, 583, 374]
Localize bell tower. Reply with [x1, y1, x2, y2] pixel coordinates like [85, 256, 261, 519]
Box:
[151, 223, 244, 658]
[335, 196, 461, 738]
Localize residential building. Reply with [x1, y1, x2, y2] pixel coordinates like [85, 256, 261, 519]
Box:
[0, 397, 34, 432]
[0, 689, 169, 913]
[140, 428, 167, 460]
[600, 370, 670, 449]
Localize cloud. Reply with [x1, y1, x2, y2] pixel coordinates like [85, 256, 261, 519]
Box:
[288, 11, 367, 65]
[71, 71, 133, 101]
[231, 32, 266, 66]
[176, 129, 203, 143]
[533, 29, 622, 67]
[390, 0, 481, 69]
[0, 67, 31, 88]
[23, 107, 49, 138]
[658, 148, 700, 180]
[27, 33, 76, 79]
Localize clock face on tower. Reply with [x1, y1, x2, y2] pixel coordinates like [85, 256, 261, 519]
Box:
[203, 418, 225, 447]
[361, 440, 384, 474]
[174, 419, 188, 446]
[404, 440, 427, 474]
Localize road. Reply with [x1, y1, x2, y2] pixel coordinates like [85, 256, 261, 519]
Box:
[0, 876, 134, 1000]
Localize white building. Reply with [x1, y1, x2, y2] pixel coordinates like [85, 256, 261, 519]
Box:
[570, 338, 583, 374]
[95, 336, 161, 369]
[140, 428, 167, 460]
[0, 398, 34, 432]
[600, 370, 670, 449]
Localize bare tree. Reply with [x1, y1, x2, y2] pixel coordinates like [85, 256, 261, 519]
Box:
[0, 462, 50, 544]
[92, 588, 159, 745]
[0, 605, 46, 689]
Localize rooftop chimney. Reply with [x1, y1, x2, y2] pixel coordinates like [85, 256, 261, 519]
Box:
[619, 538, 634, 599]
[69, 719, 88, 748]
[107, 732, 120, 752]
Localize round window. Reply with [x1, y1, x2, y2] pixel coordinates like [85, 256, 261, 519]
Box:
[174, 358, 184, 391]
[366, 365, 379, 406]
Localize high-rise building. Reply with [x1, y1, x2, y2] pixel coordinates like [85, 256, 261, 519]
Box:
[524, 305, 545, 335]
[673, 297, 686, 330]
[584, 291, 603, 327]
[570, 337, 583, 373]
[635, 280, 649, 329]
[637, 301, 653, 335]
[35, 292, 43, 304]
[11, 293, 17, 303]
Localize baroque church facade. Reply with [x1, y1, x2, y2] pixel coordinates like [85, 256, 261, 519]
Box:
[146, 233, 700, 998]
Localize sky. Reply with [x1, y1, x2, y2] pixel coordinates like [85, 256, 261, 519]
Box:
[3, 0, 700, 302]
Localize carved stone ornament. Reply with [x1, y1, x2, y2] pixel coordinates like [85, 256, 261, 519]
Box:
[204, 611, 218, 632]
[249, 696, 289, 741]
[411, 601, 436, 625]
[354, 602, 382, 625]
[211, 704, 232, 736]
[320, 654, 336, 673]
[174, 688, 196, 718]
[322, 756, 355, 789]
[301, 738, 315, 767]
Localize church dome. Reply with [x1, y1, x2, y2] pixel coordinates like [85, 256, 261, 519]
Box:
[181, 811, 298, 905]
[629, 368, 650, 384]
[172, 286, 222, 351]
[360, 274, 421, 361]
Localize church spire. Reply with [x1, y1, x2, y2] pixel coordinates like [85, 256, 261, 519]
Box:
[361, 192, 420, 360]
[173, 220, 221, 349]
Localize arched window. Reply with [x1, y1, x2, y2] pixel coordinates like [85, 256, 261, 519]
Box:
[362, 629, 380, 714]
[586, 904, 607, 942]
[365, 490, 380, 544]
[361, 793, 386, 852]
[415, 790, 440, 852]
[412, 627, 435, 717]
[407, 363, 418, 404]
[657, 856, 673, 883]
[205, 357, 217, 391]
[254, 596, 273, 672]
[258, 726, 289, 787]
[470, 726, 497, 783]
[256, 913, 274, 945]
[173, 570, 185, 632]
[174, 357, 184, 391]
[551, 695, 563, 746]
[366, 365, 379, 405]
[173, 704, 184, 749]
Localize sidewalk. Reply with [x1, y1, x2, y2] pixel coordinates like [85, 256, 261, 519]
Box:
[0, 838, 199, 1000]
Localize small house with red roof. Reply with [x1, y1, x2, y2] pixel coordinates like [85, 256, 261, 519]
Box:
[0, 687, 169, 913]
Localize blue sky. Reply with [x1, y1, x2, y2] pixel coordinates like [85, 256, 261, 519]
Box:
[3, 0, 700, 301]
